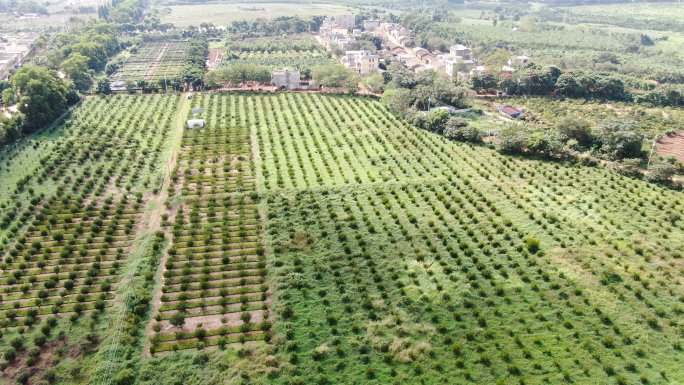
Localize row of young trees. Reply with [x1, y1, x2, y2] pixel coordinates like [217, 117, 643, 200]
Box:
[203, 63, 360, 92]
[226, 16, 324, 38]
[204, 64, 271, 88]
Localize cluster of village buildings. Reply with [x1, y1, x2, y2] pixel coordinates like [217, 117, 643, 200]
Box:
[272, 14, 530, 90]
[0, 33, 38, 80]
[219, 17, 533, 94]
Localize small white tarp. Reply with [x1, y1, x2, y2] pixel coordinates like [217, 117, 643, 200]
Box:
[187, 119, 204, 128]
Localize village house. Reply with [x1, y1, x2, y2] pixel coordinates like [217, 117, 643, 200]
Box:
[498, 107, 524, 117]
[345, 50, 380, 76]
[323, 14, 356, 29]
[450, 44, 471, 60]
[363, 20, 380, 30]
[207, 52, 223, 69]
[470, 65, 488, 77]
[272, 68, 301, 90]
[444, 58, 460, 78]
[508, 55, 531, 68]
[0, 33, 38, 80]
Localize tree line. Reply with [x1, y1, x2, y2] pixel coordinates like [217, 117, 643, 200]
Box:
[470, 64, 684, 107]
[46, 21, 121, 91]
[226, 16, 324, 39]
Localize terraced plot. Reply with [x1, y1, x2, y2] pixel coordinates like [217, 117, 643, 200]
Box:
[110, 41, 189, 82]
[148, 93, 270, 353]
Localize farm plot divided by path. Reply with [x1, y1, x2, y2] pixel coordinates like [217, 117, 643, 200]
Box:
[110, 41, 189, 82]
[0, 95, 182, 380]
[149, 93, 270, 352]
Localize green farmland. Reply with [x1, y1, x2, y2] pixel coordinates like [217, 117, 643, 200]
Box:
[0, 92, 683, 385]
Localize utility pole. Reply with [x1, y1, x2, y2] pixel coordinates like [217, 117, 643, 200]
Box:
[563, 10, 567, 25]
[647, 139, 657, 168]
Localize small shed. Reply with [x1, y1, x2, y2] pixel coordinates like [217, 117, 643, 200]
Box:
[187, 119, 204, 128]
[499, 107, 524, 117]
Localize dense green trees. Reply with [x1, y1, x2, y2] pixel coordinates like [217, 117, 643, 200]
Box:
[382, 64, 468, 113]
[60, 52, 92, 90]
[444, 117, 482, 142]
[311, 64, 360, 93]
[179, 37, 209, 87]
[109, 0, 147, 24]
[554, 116, 592, 146]
[1, 66, 77, 142]
[49, 22, 119, 73]
[204, 64, 271, 88]
[0, 0, 47, 14]
[495, 117, 644, 162]
[595, 119, 644, 159]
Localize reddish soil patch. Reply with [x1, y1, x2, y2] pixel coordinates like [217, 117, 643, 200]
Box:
[657, 134, 684, 163]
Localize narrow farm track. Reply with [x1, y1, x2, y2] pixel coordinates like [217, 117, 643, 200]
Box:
[143, 42, 169, 81]
[144, 95, 191, 355]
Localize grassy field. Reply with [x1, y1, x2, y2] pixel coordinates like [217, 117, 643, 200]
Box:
[1, 92, 683, 385]
[158, 2, 352, 27]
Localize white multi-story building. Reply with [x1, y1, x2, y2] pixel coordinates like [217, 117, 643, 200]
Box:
[336, 14, 355, 29]
[449, 44, 471, 60]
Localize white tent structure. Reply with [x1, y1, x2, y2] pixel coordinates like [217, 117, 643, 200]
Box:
[187, 119, 204, 128]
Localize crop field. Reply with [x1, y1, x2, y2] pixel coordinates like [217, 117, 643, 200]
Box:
[110, 41, 189, 82]
[148, 93, 270, 353]
[0, 94, 183, 382]
[245, 92, 684, 384]
[1, 92, 684, 384]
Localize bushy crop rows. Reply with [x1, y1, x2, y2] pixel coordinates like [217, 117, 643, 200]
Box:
[148, 41, 190, 81]
[149, 93, 270, 352]
[0, 95, 182, 375]
[233, 92, 684, 384]
[111, 41, 189, 82]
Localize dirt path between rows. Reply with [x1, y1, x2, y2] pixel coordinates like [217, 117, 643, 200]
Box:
[144, 42, 170, 81]
[141, 94, 191, 357]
